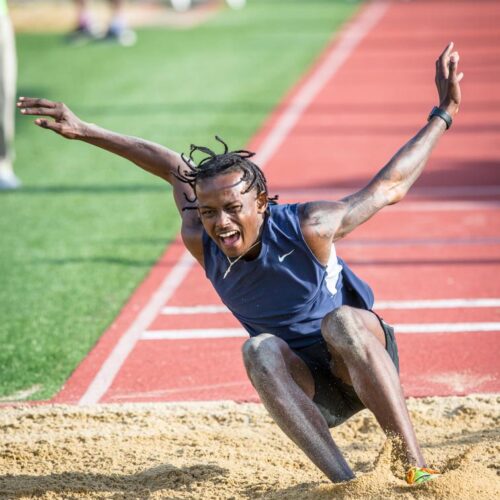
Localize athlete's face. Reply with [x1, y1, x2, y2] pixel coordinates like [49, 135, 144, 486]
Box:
[196, 171, 268, 259]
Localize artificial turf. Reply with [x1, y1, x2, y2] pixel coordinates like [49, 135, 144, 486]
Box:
[0, 0, 361, 400]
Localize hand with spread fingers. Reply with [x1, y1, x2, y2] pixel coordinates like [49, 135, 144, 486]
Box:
[435, 42, 463, 117]
[16, 97, 86, 140]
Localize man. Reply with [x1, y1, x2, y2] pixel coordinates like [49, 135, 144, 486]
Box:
[0, 0, 20, 190]
[67, 0, 136, 46]
[18, 42, 462, 485]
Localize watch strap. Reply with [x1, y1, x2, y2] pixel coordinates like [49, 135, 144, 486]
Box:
[428, 106, 452, 130]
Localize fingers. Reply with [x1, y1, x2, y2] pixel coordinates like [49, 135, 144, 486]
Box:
[17, 97, 57, 109]
[17, 98, 62, 118]
[449, 51, 461, 80]
[436, 43, 462, 83]
[18, 97, 67, 124]
[34, 118, 63, 134]
[439, 41, 454, 59]
[437, 41, 454, 79]
[19, 106, 60, 117]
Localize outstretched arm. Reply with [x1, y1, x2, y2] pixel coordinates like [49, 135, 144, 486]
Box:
[300, 42, 463, 261]
[17, 97, 188, 192]
[17, 97, 205, 263]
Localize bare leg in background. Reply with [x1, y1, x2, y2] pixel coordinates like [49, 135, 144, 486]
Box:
[0, 11, 20, 190]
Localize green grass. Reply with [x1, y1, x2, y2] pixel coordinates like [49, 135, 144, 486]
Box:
[0, 0, 360, 400]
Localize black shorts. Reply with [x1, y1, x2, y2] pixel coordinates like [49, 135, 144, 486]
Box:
[291, 314, 399, 428]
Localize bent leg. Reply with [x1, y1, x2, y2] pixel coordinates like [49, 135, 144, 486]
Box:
[321, 306, 425, 467]
[242, 334, 354, 482]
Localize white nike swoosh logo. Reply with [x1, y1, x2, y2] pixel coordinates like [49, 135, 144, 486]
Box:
[278, 250, 295, 262]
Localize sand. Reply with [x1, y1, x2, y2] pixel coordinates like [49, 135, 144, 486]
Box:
[0, 395, 499, 499]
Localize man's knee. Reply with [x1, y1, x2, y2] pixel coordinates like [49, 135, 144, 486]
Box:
[321, 306, 368, 358]
[242, 334, 287, 387]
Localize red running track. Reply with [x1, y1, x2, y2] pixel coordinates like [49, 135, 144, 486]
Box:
[54, 0, 500, 405]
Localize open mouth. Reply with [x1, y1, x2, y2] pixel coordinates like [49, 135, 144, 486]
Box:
[218, 230, 241, 248]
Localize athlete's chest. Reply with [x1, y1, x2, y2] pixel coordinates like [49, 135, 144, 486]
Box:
[211, 237, 326, 316]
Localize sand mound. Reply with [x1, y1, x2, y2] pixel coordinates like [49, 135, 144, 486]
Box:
[0, 395, 498, 498]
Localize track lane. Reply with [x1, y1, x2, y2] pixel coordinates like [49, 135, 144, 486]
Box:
[54, 0, 500, 405]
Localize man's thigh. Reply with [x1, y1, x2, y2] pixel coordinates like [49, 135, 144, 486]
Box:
[283, 340, 316, 400]
[291, 339, 366, 427]
[292, 308, 400, 427]
[243, 333, 316, 400]
[325, 307, 388, 385]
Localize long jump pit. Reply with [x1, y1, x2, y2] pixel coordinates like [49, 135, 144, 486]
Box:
[0, 395, 498, 498]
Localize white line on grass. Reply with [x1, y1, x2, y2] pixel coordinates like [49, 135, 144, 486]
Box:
[77, 2, 389, 404]
[142, 322, 500, 340]
[161, 298, 500, 315]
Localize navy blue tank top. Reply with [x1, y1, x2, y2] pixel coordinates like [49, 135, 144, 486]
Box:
[202, 203, 374, 349]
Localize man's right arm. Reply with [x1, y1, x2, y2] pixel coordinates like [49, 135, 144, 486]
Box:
[18, 97, 184, 183]
[17, 97, 205, 264]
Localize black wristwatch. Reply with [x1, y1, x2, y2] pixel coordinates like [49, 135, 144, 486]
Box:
[428, 106, 452, 130]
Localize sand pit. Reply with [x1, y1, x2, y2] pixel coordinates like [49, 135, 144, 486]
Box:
[0, 395, 499, 498]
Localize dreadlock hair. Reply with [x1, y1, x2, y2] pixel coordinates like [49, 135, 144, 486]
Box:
[173, 136, 279, 210]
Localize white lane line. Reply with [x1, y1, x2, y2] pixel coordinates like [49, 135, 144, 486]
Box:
[142, 323, 500, 340]
[376, 298, 500, 309]
[109, 381, 250, 400]
[162, 304, 229, 314]
[399, 186, 500, 198]
[388, 200, 500, 212]
[253, 1, 389, 167]
[276, 186, 500, 202]
[77, 2, 388, 404]
[78, 251, 196, 405]
[395, 323, 500, 334]
[161, 298, 500, 315]
[288, 199, 500, 212]
[337, 238, 500, 247]
[143, 329, 247, 340]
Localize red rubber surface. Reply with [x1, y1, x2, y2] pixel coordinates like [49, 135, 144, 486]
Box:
[55, 0, 500, 404]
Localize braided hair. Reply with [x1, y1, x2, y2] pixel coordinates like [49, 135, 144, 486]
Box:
[173, 136, 278, 210]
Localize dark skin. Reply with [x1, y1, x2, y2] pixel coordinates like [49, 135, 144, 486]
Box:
[18, 43, 462, 482]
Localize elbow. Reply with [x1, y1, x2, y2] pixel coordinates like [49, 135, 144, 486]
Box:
[386, 184, 407, 205]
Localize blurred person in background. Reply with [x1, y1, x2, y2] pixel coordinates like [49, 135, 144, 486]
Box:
[0, 0, 20, 190]
[171, 0, 246, 13]
[67, 0, 136, 46]
[69, 0, 247, 42]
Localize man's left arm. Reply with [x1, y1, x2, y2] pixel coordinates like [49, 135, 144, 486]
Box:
[301, 42, 463, 253]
